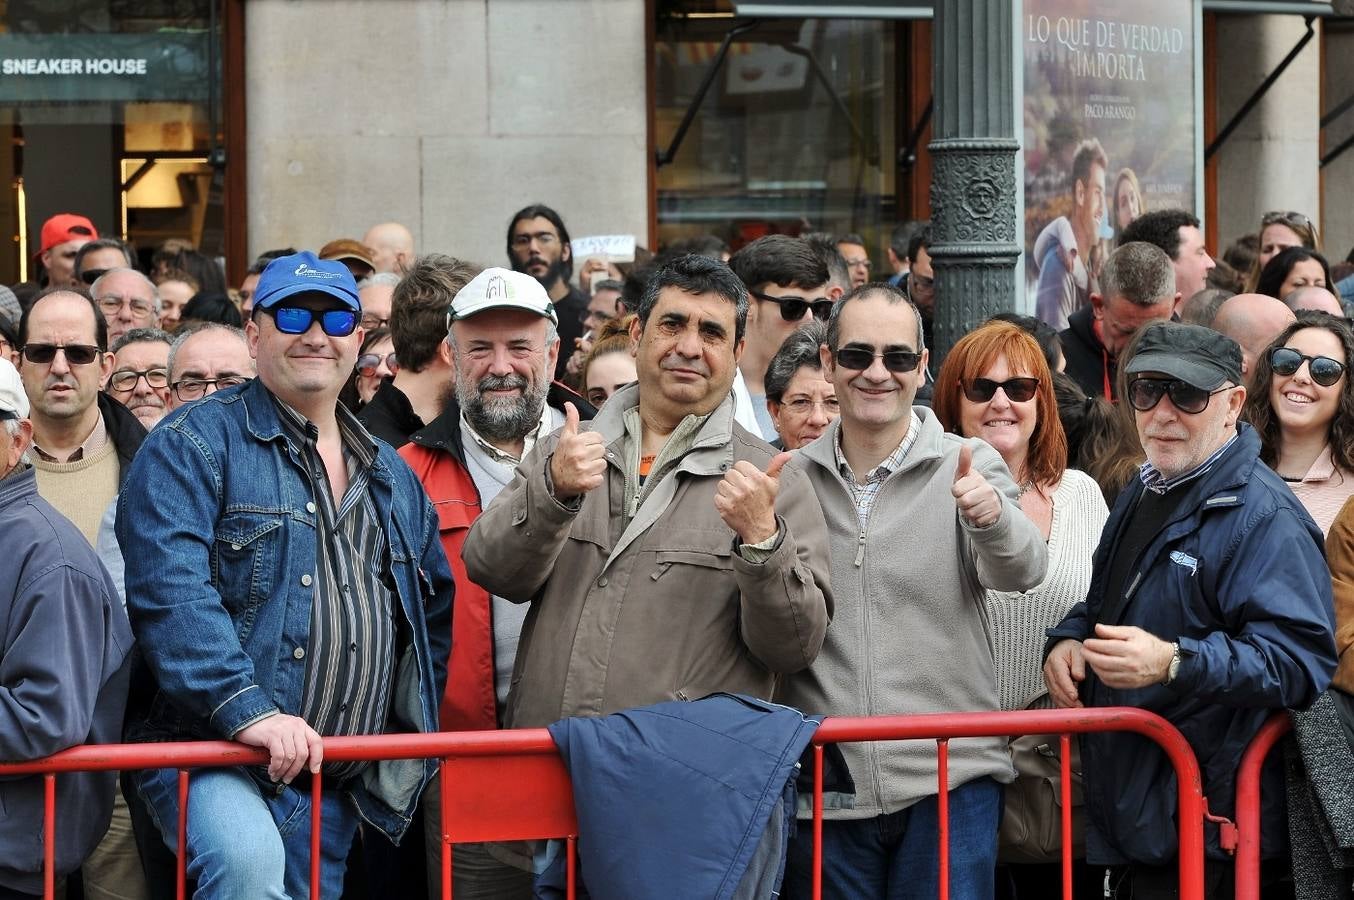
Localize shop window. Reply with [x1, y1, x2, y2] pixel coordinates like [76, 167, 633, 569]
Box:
[654, 3, 903, 256]
[0, 0, 224, 285]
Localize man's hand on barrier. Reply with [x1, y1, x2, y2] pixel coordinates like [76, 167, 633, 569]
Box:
[235, 714, 324, 783]
[1043, 639, 1086, 708]
[1082, 623, 1176, 689]
[716, 451, 791, 545]
[549, 402, 607, 500]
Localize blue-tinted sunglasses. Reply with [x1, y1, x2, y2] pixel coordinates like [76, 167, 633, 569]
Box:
[266, 305, 358, 337]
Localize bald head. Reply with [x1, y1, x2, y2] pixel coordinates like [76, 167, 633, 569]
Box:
[1213, 292, 1297, 377]
[362, 222, 415, 275]
[1285, 286, 1345, 318]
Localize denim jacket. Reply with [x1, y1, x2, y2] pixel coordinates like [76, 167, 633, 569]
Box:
[116, 378, 454, 841]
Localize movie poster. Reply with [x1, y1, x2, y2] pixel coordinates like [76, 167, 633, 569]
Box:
[1024, 0, 1199, 329]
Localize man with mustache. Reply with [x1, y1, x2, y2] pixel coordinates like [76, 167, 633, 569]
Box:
[506, 204, 587, 381]
[397, 265, 592, 898]
[1044, 322, 1336, 898]
[462, 251, 831, 741]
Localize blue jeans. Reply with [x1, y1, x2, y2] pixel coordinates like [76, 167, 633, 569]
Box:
[782, 776, 1002, 900]
[134, 766, 359, 900]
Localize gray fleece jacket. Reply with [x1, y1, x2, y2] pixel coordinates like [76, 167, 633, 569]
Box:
[777, 409, 1047, 818]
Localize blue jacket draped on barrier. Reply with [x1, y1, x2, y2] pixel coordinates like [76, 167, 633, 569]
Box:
[538, 693, 826, 900]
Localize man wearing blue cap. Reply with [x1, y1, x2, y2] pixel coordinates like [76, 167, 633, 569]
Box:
[116, 251, 454, 898]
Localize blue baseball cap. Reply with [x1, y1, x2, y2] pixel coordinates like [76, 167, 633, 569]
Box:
[252, 250, 360, 312]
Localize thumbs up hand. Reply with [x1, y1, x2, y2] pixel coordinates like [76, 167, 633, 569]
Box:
[715, 451, 792, 545]
[951, 443, 1003, 528]
[549, 403, 608, 500]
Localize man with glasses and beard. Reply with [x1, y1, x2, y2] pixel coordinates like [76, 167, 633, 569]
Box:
[506, 204, 587, 381]
[728, 235, 832, 441]
[777, 283, 1046, 899]
[398, 266, 591, 898]
[115, 251, 452, 898]
[1044, 322, 1335, 898]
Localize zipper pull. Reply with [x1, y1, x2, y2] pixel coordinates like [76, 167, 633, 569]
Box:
[854, 528, 866, 567]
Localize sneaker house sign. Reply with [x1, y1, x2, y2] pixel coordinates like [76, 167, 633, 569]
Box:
[0, 33, 209, 102]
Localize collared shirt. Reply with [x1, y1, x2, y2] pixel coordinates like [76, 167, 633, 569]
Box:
[834, 411, 920, 527]
[459, 399, 555, 467]
[1138, 432, 1238, 495]
[274, 397, 396, 781]
[32, 412, 107, 463]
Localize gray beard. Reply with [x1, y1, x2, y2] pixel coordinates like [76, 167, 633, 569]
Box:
[458, 373, 548, 444]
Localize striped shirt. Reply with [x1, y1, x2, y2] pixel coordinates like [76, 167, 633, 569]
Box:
[834, 411, 920, 527]
[1138, 433, 1237, 495]
[275, 398, 396, 781]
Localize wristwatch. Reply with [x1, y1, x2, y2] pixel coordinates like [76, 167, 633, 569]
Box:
[1162, 642, 1182, 685]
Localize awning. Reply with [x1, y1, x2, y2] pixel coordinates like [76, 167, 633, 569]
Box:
[733, 0, 1336, 18]
[1201, 1, 1333, 12]
[730, 1, 932, 19]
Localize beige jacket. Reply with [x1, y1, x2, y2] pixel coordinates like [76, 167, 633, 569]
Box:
[462, 383, 833, 728]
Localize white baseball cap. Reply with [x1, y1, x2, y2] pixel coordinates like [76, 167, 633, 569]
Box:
[0, 357, 28, 421]
[448, 267, 558, 326]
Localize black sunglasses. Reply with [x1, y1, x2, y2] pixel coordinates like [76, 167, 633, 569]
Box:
[80, 268, 110, 286]
[266, 306, 358, 337]
[22, 343, 102, 365]
[750, 289, 833, 323]
[1268, 347, 1345, 387]
[835, 346, 921, 373]
[962, 377, 1039, 404]
[1128, 377, 1229, 415]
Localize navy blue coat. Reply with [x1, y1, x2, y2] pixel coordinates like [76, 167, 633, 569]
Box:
[0, 466, 132, 894]
[539, 694, 823, 899]
[1046, 425, 1337, 865]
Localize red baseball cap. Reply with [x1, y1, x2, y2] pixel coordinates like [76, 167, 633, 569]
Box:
[40, 213, 98, 254]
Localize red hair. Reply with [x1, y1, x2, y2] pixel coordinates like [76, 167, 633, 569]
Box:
[933, 321, 1068, 486]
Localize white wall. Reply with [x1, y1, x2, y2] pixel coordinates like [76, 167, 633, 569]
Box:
[245, 0, 649, 268]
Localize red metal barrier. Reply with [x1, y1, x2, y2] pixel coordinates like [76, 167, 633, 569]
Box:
[1232, 713, 1292, 900]
[811, 708, 1209, 900]
[0, 707, 1210, 900]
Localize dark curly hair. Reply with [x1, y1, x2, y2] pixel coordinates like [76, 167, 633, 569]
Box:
[1242, 311, 1354, 474]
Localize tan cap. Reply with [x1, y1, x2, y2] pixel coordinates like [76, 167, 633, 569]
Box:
[318, 239, 376, 270]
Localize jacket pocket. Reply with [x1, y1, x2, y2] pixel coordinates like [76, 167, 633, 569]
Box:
[210, 514, 283, 632]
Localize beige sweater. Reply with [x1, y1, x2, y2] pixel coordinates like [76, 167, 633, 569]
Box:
[32, 441, 120, 546]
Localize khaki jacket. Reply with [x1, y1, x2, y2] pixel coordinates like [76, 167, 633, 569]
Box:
[462, 383, 833, 728]
[1325, 496, 1354, 693]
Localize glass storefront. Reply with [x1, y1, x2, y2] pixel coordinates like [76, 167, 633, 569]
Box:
[654, 3, 910, 258]
[0, 0, 223, 284]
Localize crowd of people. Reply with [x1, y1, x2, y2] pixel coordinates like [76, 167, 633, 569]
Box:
[0, 203, 1351, 900]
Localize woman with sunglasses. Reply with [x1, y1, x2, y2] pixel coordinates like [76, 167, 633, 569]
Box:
[1244, 210, 1321, 293]
[352, 327, 398, 407]
[934, 322, 1108, 896]
[1255, 246, 1331, 303]
[1242, 311, 1354, 534]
